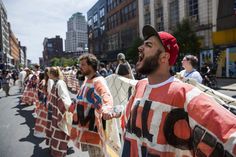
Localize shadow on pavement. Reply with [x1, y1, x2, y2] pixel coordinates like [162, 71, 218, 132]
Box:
[14, 101, 53, 157]
[31, 145, 51, 157]
[217, 78, 236, 87]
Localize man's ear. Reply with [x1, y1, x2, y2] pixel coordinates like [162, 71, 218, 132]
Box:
[160, 52, 170, 64]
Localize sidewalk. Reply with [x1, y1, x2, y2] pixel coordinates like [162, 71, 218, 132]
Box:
[217, 78, 236, 91]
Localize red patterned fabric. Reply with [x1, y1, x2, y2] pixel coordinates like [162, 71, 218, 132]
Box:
[21, 74, 39, 105]
[34, 80, 47, 137]
[72, 75, 113, 150]
[122, 77, 236, 157]
[47, 80, 71, 157]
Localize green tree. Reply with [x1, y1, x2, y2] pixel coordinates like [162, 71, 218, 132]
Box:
[50, 57, 61, 66]
[19, 63, 24, 68]
[173, 18, 201, 60]
[50, 57, 78, 67]
[126, 37, 143, 63]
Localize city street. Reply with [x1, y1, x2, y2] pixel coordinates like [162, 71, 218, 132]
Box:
[0, 83, 235, 157]
[0, 86, 88, 157]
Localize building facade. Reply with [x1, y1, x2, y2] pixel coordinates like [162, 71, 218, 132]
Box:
[137, 0, 236, 77]
[212, 0, 236, 77]
[0, 0, 10, 70]
[105, 0, 139, 61]
[19, 45, 27, 68]
[138, 0, 214, 49]
[9, 23, 20, 69]
[65, 12, 88, 52]
[39, 57, 44, 69]
[19, 42, 27, 68]
[87, 0, 107, 58]
[43, 35, 63, 66]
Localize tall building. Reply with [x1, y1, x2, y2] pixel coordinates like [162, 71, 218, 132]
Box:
[39, 57, 44, 68]
[9, 23, 20, 69]
[0, 0, 10, 69]
[138, 0, 214, 49]
[87, 0, 107, 58]
[19, 44, 27, 68]
[105, 0, 139, 61]
[65, 12, 88, 52]
[43, 35, 63, 66]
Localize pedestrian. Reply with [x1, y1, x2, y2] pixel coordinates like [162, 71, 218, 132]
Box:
[47, 66, 72, 157]
[34, 72, 48, 138]
[18, 68, 27, 93]
[73, 53, 115, 157]
[21, 66, 39, 106]
[120, 25, 236, 156]
[11, 69, 18, 85]
[179, 55, 203, 83]
[115, 53, 135, 79]
[99, 62, 108, 77]
[201, 62, 212, 85]
[1, 70, 11, 96]
[45, 67, 54, 146]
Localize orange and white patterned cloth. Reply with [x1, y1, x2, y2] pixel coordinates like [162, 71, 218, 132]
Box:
[47, 79, 72, 157]
[122, 76, 236, 157]
[21, 74, 39, 105]
[72, 73, 113, 152]
[34, 79, 48, 138]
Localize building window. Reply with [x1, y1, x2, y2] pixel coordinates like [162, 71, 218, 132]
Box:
[144, 0, 150, 5]
[155, 7, 164, 31]
[121, 28, 136, 49]
[144, 13, 151, 25]
[47, 43, 53, 48]
[189, 0, 198, 16]
[108, 33, 119, 51]
[93, 13, 98, 27]
[169, 0, 179, 29]
[120, 1, 137, 24]
[88, 18, 93, 26]
[101, 25, 105, 33]
[234, 0, 236, 15]
[100, 7, 105, 17]
[93, 13, 98, 22]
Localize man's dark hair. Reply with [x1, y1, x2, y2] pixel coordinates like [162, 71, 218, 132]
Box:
[79, 53, 98, 71]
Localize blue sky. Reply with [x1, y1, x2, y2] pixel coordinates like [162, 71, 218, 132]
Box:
[3, 0, 97, 63]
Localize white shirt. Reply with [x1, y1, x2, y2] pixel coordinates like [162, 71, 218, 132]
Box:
[47, 79, 54, 94]
[19, 71, 26, 82]
[180, 69, 203, 83]
[55, 80, 72, 110]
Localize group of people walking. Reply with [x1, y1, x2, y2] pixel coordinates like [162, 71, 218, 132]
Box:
[1, 25, 236, 157]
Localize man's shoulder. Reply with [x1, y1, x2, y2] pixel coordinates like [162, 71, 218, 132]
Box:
[93, 75, 107, 84]
[170, 78, 195, 93]
[135, 78, 148, 89]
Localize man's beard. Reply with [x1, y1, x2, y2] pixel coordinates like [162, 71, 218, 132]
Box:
[136, 51, 161, 75]
[80, 69, 90, 76]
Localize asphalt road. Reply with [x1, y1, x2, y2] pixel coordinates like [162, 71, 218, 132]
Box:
[216, 89, 236, 98]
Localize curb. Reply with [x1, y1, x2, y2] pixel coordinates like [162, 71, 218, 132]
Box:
[217, 87, 236, 91]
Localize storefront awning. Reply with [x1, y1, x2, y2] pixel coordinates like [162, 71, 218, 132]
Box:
[213, 28, 236, 45]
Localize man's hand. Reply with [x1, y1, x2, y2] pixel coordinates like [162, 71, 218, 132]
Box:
[102, 105, 123, 120]
[102, 112, 121, 120]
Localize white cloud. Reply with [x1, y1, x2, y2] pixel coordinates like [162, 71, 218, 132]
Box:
[3, 0, 97, 63]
